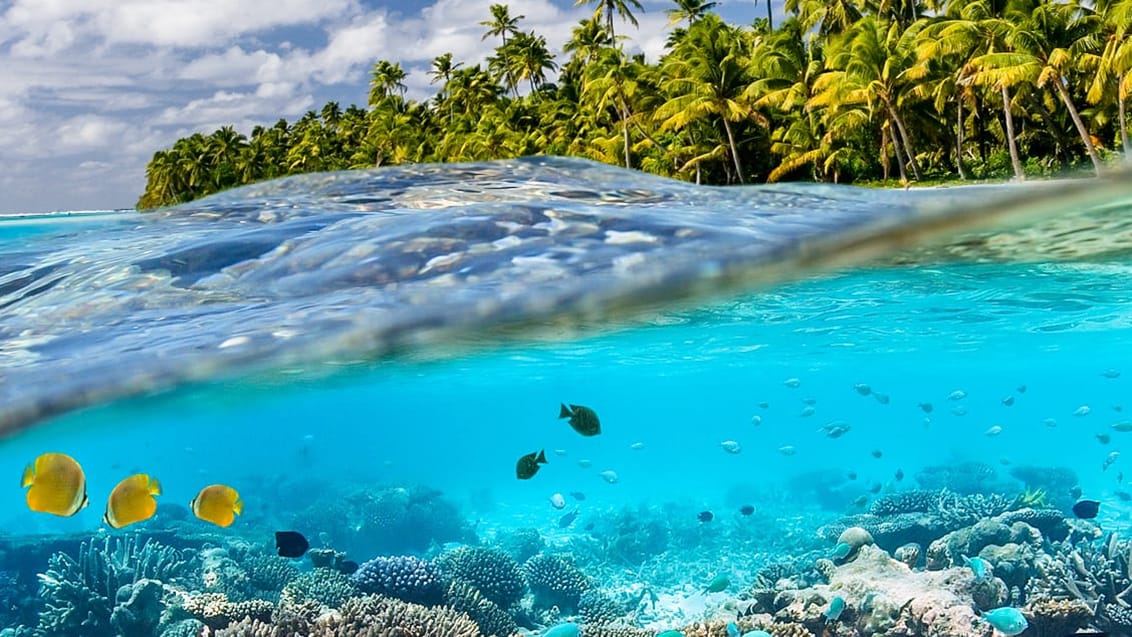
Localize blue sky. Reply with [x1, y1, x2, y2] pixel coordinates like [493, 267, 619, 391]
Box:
[0, 0, 777, 213]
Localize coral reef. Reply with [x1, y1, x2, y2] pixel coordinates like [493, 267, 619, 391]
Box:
[353, 485, 477, 556]
[496, 528, 545, 564]
[523, 554, 591, 612]
[444, 580, 519, 637]
[279, 568, 358, 610]
[914, 462, 1003, 495]
[578, 589, 627, 626]
[436, 546, 527, 609]
[243, 555, 298, 602]
[175, 592, 274, 630]
[351, 555, 445, 606]
[220, 593, 483, 636]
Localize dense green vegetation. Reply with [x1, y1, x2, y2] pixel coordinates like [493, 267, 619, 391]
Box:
[137, 0, 1131, 208]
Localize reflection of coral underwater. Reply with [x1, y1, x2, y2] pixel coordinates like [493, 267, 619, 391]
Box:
[0, 468, 1127, 637]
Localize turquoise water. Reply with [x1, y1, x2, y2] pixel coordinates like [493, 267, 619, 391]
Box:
[2, 159, 1132, 636]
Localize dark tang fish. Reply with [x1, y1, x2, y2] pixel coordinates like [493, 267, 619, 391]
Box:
[558, 508, 580, 528]
[275, 530, 310, 558]
[516, 449, 548, 480]
[1072, 499, 1100, 519]
[560, 403, 601, 436]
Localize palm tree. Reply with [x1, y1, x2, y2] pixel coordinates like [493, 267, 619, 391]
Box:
[369, 60, 407, 105]
[968, 0, 1105, 174]
[656, 15, 756, 182]
[481, 4, 524, 95]
[784, 0, 862, 37]
[667, 0, 717, 26]
[1088, 0, 1132, 155]
[508, 31, 559, 93]
[575, 0, 644, 42]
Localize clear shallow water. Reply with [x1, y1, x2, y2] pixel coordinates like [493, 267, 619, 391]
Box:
[2, 158, 1132, 637]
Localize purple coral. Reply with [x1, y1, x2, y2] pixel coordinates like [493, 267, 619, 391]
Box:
[350, 556, 444, 606]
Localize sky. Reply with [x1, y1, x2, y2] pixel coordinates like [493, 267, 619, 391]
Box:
[0, 0, 777, 213]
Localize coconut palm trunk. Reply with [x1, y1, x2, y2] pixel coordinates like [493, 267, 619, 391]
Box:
[1000, 85, 1025, 180]
[888, 122, 909, 183]
[956, 98, 969, 180]
[622, 104, 632, 169]
[1121, 74, 1130, 156]
[721, 118, 745, 183]
[886, 103, 921, 181]
[1050, 79, 1104, 174]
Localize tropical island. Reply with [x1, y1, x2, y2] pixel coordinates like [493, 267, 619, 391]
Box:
[137, 0, 1130, 209]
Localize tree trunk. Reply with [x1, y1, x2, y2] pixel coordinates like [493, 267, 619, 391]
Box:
[695, 162, 701, 184]
[622, 106, 632, 169]
[766, 0, 774, 29]
[1052, 78, 1103, 174]
[880, 125, 891, 182]
[721, 117, 745, 183]
[1120, 72, 1129, 156]
[889, 121, 909, 183]
[887, 102, 922, 180]
[1001, 85, 1025, 180]
[956, 97, 969, 180]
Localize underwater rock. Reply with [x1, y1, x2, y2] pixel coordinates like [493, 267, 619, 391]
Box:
[200, 547, 251, 600]
[109, 579, 166, 637]
[837, 527, 874, 552]
[523, 554, 591, 612]
[893, 543, 921, 569]
[926, 519, 1014, 570]
[436, 546, 527, 609]
[998, 508, 1068, 542]
[352, 555, 444, 606]
[776, 545, 994, 636]
[1022, 598, 1092, 636]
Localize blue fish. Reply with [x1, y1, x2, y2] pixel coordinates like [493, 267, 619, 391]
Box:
[963, 554, 989, 581]
[823, 596, 846, 621]
[655, 632, 685, 637]
[831, 541, 852, 560]
[726, 622, 740, 637]
[544, 622, 581, 637]
[983, 607, 1028, 636]
[741, 632, 772, 637]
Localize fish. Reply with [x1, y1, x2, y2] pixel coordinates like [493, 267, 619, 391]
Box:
[338, 560, 359, 575]
[1073, 499, 1101, 519]
[802, 397, 817, 406]
[549, 493, 566, 509]
[697, 510, 714, 522]
[1112, 422, 1132, 432]
[982, 607, 1029, 636]
[1076, 405, 1092, 417]
[720, 440, 742, 454]
[918, 402, 933, 413]
[569, 491, 586, 501]
[275, 530, 309, 558]
[750, 415, 762, 426]
[1120, 472, 1125, 482]
[21, 452, 88, 517]
[821, 421, 851, 438]
[703, 573, 730, 593]
[1104, 369, 1122, 379]
[598, 470, 619, 484]
[1002, 395, 1015, 406]
[583, 522, 595, 531]
[870, 450, 883, 459]
[985, 425, 1003, 436]
[758, 401, 769, 409]
[869, 482, 882, 494]
[852, 494, 869, 507]
[543, 623, 581, 637]
[1098, 433, 1112, 444]
[103, 473, 162, 529]
[516, 450, 548, 480]
[1117, 491, 1131, 502]
[847, 471, 858, 480]
[784, 378, 800, 388]
[894, 469, 904, 481]
[831, 542, 852, 560]
[823, 596, 846, 621]
[629, 441, 646, 450]
[1043, 418, 1057, 428]
[577, 459, 592, 469]
[553, 449, 568, 456]
[559, 403, 601, 436]
[190, 484, 243, 527]
[951, 406, 968, 416]
[726, 622, 740, 637]
[1104, 451, 1120, 472]
[963, 554, 989, 581]
[1070, 486, 1083, 499]
[799, 405, 816, 417]
[739, 504, 755, 516]
[854, 383, 872, 396]
[874, 392, 890, 405]
[948, 390, 967, 400]
[1017, 385, 1027, 393]
[558, 508, 580, 528]
[778, 445, 796, 456]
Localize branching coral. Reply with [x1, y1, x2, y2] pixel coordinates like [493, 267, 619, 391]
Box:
[279, 567, 358, 610]
[351, 555, 444, 606]
[444, 580, 519, 637]
[523, 554, 590, 612]
[436, 546, 527, 609]
[176, 592, 273, 630]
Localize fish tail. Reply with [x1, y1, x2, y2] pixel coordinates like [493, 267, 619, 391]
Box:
[536, 449, 547, 464]
[20, 464, 34, 488]
[150, 477, 163, 496]
[559, 404, 571, 419]
[233, 498, 244, 515]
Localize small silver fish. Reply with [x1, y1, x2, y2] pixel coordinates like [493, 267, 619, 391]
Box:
[1016, 385, 1027, 393]
[577, 459, 593, 469]
[821, 421, 851, 439]
[1075, 405, 1092, 417]
[598, 470, 619, 484]
[1104, 369, 1121, 379]
[1104, 451, 1120, 472]
[758, 401, 770, 409]
[800, 406, 816, 417]
[802, 397, 817, 406]
[951, 406, 968, 416]
[854, 383, 872, 396]
[750, 415, 762, 426]
[629, 442, 646, 450]
[1043, 418, 1057, 428]
[553, 449, 568, 457]
[1002, 395, 1015, 406]
[985, 425, 1003, 437]
[549, 493, 566, 509]
[948, 390, 967, 401]
[778, 445, 796, 456]
[1112, 422, 1132, 432]
[874, 392, 890, 405]
[720, 440, 742, 454]
[784, 378, 801, 388]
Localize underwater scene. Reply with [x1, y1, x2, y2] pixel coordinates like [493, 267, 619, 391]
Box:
[2, 157, 1132, 637]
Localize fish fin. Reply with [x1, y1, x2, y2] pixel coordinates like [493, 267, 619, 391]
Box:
[189, 496, 198, 516]
[103, 511, 119, 529]
[536, 449, 547, 464]
[150, 477, 163, 496]
[233, 498, 244, 515]
[80, 493, 89, 511]
[20, 464, 33, 488]
[559, 404, 571, 419]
